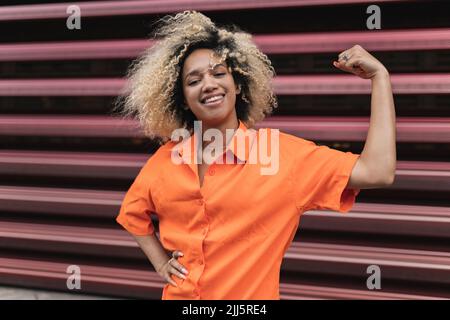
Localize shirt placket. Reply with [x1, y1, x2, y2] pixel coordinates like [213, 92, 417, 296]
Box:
[189, 162, 218, 298]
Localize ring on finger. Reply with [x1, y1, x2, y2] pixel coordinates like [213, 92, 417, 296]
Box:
[340, 54, 349, 62]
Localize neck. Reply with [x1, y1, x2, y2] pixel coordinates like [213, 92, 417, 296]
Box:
[200, 116, 239, 149]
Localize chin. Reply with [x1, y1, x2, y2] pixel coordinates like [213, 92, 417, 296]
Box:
[196, 109, 232, 125]
[198, 116, 227, 127]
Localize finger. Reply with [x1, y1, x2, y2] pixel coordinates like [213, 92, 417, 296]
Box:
[338, 46, 360, 63]
[337, 49, 348, 59]
[169, 265, 187, 280]
[172, 250, 184, 259]
[334, 53, 352, 70]
[165, 275, 178, 287]
[333, 58, 351, 69]
[338, 53, 349, 62]
[169, 258, 189, 275]
[343, 56, 355, 69]
[345, 57, 363, 71]
[338, 49, 353, 62]
[335, 55, 357, 71]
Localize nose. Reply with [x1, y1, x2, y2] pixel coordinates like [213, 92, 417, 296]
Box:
[202, 74, 218, 92]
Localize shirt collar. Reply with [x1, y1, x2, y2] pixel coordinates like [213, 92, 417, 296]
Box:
[226, 120, 255, 163]
[176, 120, 255, 164]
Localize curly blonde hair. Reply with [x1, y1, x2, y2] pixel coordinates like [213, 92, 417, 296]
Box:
[115, 10, 278, 142]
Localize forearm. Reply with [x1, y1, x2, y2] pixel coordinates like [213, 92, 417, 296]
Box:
[359, 69, 397, 183]
[133, 233, 170, 272]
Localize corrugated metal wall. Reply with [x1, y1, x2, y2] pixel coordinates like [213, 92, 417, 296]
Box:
[0, 0, 449, 299]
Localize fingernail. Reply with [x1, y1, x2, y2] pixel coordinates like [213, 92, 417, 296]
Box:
[180, 252, 184, 256]
[181, 274, 187, 279]
[182, 268, 188, 274]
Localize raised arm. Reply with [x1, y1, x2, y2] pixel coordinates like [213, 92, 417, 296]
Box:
[333, 45, 396, 189]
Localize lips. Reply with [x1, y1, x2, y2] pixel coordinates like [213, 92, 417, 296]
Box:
[201, 94, 225, 105]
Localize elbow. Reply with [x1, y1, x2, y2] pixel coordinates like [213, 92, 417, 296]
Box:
[385, 174, 395, 186]
[379, 172, 396, 187]
[366, 168, 396, 188]
[383, 161, 397, 186]
[369, 158, 396, 187]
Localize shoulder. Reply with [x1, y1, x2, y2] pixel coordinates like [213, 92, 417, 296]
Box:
[278, 131, 315, 147]
[139, 141, 176, 176]
[149, 140, 177, 162]
[254, 125, 313, 144]
[254, 126, 317, 155]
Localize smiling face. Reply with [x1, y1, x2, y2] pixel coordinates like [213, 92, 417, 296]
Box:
[181, 48, 241, 129]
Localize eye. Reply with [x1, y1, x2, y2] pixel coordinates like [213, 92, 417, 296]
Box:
[188, 80, 199, 86]
[215, 73, 226, 77]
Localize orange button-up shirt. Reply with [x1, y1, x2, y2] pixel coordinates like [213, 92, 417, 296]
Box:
[116, 120, 360, 300]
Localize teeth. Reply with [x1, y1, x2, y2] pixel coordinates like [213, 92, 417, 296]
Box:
[204, 95, 223, 104]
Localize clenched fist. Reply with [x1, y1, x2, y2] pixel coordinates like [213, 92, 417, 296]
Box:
[333, 44, 389, 80]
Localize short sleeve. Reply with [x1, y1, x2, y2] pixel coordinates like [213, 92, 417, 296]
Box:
[292, 139, 360, 213]
[116, 156, 158, 236]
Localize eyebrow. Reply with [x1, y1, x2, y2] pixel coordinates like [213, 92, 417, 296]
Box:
[184, 63, 226, 81]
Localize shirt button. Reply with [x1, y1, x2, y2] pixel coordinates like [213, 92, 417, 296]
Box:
[208, 168, 215, 176]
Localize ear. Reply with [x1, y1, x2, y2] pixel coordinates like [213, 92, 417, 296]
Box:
[236, 84, 241, 95]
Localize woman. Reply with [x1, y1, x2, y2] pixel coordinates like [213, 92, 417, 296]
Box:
[115, 11, 396, 300]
